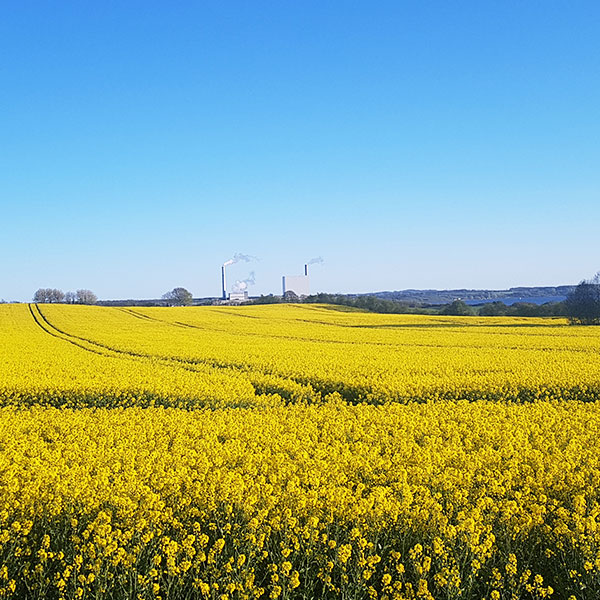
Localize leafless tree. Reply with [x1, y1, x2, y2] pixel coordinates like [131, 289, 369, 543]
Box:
[33, 288, 48, 303]
[33, 288, 65, 303]
[76, 289, 98, 305]
[49, 289, 65, 303]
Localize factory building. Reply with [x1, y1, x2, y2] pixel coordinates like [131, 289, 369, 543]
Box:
[282, 265, 310, 297]
[228, 290, 249, 303]
[221, 262, 252, 303]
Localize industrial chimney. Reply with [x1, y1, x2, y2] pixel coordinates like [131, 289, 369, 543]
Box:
[221, 266, 227, 300]
[304, 264, 308, 276]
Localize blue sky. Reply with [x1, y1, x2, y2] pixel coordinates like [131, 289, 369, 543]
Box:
[1, 1, 598, 301]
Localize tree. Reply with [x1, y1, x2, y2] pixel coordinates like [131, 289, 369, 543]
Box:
[33, 288, 65, 303]
[479, 301, 507, 316]
[566, 273, 600, 325]
[440, 299, 475, 316]
[283, 290, 299, 303]
[33, 288, 48, 303]
[162, 287, 193, 306]
[537, 301, 566, 317]
[76, 289, 97, 305]
[49, 289, 65, 303]
[507, 302, 539, 317]
[65, 291, 77, 304]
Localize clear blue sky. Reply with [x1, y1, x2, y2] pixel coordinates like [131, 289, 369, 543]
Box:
[1, 1, 598, 301]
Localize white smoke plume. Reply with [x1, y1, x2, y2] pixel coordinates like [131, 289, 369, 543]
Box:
[223, 253, 259, 267]
[307, 256, 324, 265]
[232, 272, 256, 292]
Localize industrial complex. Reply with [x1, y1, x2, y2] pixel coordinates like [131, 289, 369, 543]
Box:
[220, 258, 319, 303]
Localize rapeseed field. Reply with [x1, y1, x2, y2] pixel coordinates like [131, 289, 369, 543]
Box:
[1, 303, 599, 599]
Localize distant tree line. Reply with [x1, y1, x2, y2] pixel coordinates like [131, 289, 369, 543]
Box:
[251, 292, 434, 314]
[248, 293, 569, 317]
[302, 293, 429, 314]
[94, 287, 201, 307]
[448, 299, 567, 317]
[250, 284, 600, 322]
[33, 288, 97, 304]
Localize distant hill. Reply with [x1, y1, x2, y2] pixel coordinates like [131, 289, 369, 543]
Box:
[364, 286, 575, 305]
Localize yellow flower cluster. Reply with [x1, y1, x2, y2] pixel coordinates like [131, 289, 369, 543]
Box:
[0, 402, 599, 598]
[0, 304, 261, 409]
[2, 303, 600, 408]
[1, 303, 600, 598]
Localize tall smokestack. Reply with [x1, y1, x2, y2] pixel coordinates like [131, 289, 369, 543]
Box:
[221, 266, 227, 300]
[304, 264, 308, 276]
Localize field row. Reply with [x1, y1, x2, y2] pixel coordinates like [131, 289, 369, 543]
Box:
[1, 303, 600, 407]
[0, 401, 599, 599]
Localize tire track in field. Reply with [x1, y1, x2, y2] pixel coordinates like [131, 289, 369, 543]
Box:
[117, 307, 156, 322]
[34, 304, 150, 359]
[31, 304, 236, 378]
[121, 306, 400, 348]
[36, 305, 335, 403]
[111, 308, 600, 404]
[29, 304, 117, 358]
[106, 308, 424, 401]
[122, 307, 551, 353]
[35, 305, 317, 401]
[116, 308, 376, 402]
[34, 305, 577, 405]
[28, 304, 274, 406]
[117, 308, 193, 331]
